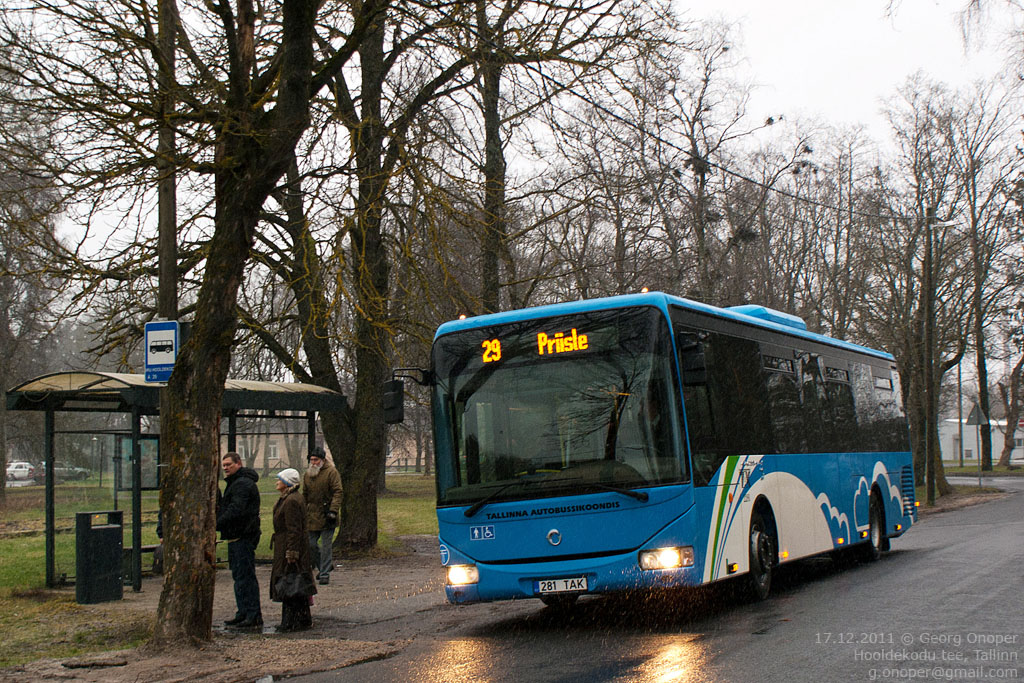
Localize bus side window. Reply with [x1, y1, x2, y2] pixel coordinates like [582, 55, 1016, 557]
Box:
[683, 383, 718, 486]
[679, 329, 772, 484]
[764, 363, 803, 453]
[799, 354, 827, 451]
[676, 329, 717, 485]
[823, 362, 858, 451]
[851, 363, 908, 451]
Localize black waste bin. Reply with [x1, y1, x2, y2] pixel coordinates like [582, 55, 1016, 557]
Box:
[75, 511, 123, 604]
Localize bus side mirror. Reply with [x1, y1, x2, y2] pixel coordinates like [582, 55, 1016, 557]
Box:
[383, 379, 405, 424]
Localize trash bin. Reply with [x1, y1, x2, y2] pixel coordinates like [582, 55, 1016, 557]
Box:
[75, 511, 123, 604]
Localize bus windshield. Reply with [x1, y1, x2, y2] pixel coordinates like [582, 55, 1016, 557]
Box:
[432, 306, 687, 507]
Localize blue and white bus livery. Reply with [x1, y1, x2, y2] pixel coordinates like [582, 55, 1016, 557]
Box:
[387, 292, 916, 605]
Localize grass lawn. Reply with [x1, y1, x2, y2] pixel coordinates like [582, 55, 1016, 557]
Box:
[0, 473, 437, 589]
[0, 590, 151, 668]
[378, 474, 438, 536]
[0, 473, 437, 668]
[914, 482, 1005, 512]
[941, 463, 1024, 476]
[0, 481, 128, 525]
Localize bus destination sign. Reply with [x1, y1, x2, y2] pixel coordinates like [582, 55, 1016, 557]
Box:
[481, 328, 590, 363]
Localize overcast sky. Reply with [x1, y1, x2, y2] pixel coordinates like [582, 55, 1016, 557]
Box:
[685, 0, 1014, 134]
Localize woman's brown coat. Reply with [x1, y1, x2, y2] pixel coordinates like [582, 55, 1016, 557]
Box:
[269, 486, 316, 602]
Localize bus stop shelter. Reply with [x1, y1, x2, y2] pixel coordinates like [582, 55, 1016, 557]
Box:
[5, 371, 347, 591]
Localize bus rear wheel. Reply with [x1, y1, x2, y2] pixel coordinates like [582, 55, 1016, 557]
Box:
[748, 513, 774, 601]
[862, 494, 885, 562]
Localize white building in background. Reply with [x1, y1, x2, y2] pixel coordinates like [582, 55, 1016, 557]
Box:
[938, 418, 1024, 465]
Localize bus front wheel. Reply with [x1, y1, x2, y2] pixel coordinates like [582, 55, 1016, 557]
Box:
[748, 513, 774, 601]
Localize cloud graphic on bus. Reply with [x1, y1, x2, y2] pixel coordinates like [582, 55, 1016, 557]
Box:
[872, 462, 904, 509]
[817, 492, 851, 543]
[852, 477, 871, 532]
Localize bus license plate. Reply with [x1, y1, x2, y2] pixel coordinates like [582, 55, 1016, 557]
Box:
[533, 577, 587, 594]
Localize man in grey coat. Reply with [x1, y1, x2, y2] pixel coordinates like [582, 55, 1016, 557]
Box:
[302, 448, 343, 584]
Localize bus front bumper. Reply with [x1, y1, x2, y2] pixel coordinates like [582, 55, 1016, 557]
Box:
[444, 548, 702, 604]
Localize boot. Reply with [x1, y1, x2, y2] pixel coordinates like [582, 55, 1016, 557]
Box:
[230, 614, 263, 630]
[276, 602, 297, 633]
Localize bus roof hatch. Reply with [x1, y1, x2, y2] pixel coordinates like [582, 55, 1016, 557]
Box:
[727, 305, 808, 331]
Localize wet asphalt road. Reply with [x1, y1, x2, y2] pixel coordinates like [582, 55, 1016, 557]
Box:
[297, 478, 1024, 683]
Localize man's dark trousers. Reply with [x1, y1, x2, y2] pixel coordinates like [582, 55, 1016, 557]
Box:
[228, 538, 261, 622]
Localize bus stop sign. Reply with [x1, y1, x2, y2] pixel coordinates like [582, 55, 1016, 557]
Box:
[144, 320, 179, 383]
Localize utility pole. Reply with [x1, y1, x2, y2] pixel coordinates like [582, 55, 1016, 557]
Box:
[157, 0, 177, 323]
[156, 0, 177, 562]
[924, 207, 936, 505]
[957, 362, 964, 468]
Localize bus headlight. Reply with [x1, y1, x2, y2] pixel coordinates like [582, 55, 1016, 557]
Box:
[446, 564, 479, 586]
[639, 546, 694, 570]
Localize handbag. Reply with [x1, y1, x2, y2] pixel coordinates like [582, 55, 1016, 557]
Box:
[274, 569, 316, 601]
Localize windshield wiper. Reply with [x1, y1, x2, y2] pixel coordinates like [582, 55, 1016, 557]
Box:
[589, 482, 649, 502]
[464, 478, 540, 518]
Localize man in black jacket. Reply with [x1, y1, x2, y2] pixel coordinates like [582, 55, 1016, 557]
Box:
[216, 452, 263, 629]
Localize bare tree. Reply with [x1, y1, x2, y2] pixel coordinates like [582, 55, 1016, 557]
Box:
[231, 0, 654, 551]
[946, 78, 1023, 470]
[455, 0, 655, 312]
[0, 58, 62, 503]
[738, 125, 880, 337]
[866, 76, 975, 501]
[1, 0, 386, 645]
[996, 353, 1024, 467]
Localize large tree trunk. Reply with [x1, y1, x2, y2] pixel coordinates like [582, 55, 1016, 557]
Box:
[478, 10, 506, 315]
[997, 355, 1024, 468]
[905, 366, 926, 485]
[151, 0, 317, 647]
[153, 202, 256, 646]
[156, 0, 177, 325]
[336, 14, 390, 552]
[338, 193, 391, 549]
[156, 0, 179, 487]
[933, 361, 958, 497]
[277, 160, 356, 472]
[972, 228, 993, 471]
[0, 384, 7, 504]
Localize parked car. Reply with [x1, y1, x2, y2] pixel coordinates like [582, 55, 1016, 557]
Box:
[58, 465, 90, 481]
[31, 462, 91, 483]
[6, 461, 36, 481]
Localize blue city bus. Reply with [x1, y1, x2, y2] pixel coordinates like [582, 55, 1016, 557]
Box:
[402, 292, 916, 605]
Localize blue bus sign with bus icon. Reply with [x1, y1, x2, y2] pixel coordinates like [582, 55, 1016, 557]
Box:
[144, 320, 179, 383]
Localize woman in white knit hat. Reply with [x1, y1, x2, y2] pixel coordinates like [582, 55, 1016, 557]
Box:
[270, 468, 316, 632]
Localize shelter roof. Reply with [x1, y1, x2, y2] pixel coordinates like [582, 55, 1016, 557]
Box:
[6, 371, 346, 414]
